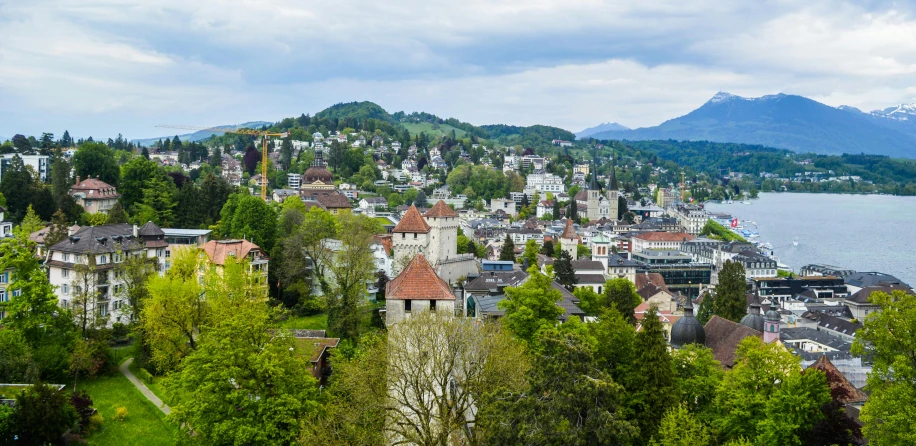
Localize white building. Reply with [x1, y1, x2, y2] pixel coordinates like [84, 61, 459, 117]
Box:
[0, 154, 50, 182]
[526, 172, 565, 194]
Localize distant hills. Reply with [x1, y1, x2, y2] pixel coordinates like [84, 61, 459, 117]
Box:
[132, 121, 273, 146]
[589, 93, 916, 158]
[575, 122, 630, 139]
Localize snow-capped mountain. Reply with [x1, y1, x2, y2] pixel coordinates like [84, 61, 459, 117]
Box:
[588, 92, 916, 158]
[870, 103, 916, 122]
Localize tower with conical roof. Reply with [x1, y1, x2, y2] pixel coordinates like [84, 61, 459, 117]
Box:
[762, 299, 781, 343]
[560, 218, 579, 260]
[607, 155, 619, 221]
[392, 205, 431, 276]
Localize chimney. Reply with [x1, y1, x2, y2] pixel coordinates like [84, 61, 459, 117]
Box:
[68, 226, 75, 237]
[133, 224, 138, 237]
[75, 176, 80, 185]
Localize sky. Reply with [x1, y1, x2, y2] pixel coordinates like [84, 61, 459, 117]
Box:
[2, 0, 916, 141]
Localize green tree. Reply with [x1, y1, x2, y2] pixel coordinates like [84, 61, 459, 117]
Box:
[106, 201, 129, 224]
[17, 204, 43, 237]
[0, 155, 34, 222]
[713, 260, 747, 322]
[578, 277, 641, 321]
[852, 289, 916, 445]
[480, 329, 638, 445]
[166, 259, 319, 445]
[200, 173, 233, 226]
[552, 199, 561, 219]
[229, 194, 278, 252]
[11, 383, 79, 445]
[327, 213, 380, 340]
[50, 150, 72, 205]
[0, 329, 37, 382]
[72, 141, 120, 187]
[498, 265, 563, 345]
[696, 293, 714, 325]
[651, 403, 712, 446]
[132, 176, 177, 227]
[119, 157, 166, 211]
[498, 234, 515, 261]
[522, 239, 539, 268]
[671, 344, 723, 418]
[553, 249, 577, 290]
[629, 305, 677, 443]
[540, 239, 554, 257]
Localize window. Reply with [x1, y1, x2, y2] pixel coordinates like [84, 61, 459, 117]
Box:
[97, 303, 109, 317]
[0, 291, 6, 302]
[405, 300, 412, 312]
[61, 269, 69, 279]
[0, 272, 6, 284]
[63, 253, 70, 262]
[62, 284, 70, 295]
[114, 254, 122, 263]
[100, 255, 107, 264]
[165, 250, 171, 258]
[414, 233, 417, 239]
[430, 300, 436, 311]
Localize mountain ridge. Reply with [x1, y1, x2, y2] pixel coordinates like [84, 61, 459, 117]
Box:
[132, 121, 274, 146]
[575, 122, 630, 139]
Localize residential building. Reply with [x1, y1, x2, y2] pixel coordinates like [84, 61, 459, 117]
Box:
[525, 171, 565, 193]
[70, 177, 120, 215]
[630, 232, 695, 253]
[667, 204, 708, 235]
[359, 197, 389, 211]
[200, 239, 269, 276]
[752, 276, 849, 303]
[845, 285, 913, 320]
[489, 198, 516, 216]
[0, 205, 11, 236]
[0, 154, 50, 182]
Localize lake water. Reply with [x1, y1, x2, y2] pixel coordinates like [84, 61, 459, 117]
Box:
[704, 193, 916, 286]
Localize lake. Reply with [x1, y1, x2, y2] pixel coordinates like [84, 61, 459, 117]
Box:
[704, 193, 916, 286]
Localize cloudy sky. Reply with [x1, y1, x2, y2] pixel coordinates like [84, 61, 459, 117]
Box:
[2, 0, 915, 140]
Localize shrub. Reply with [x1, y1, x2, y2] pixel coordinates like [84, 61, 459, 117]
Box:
[70, 390, 96, 431]
[137, 368, 154, 384]
[13, 383, 79, 444]
[88, 413, 104, 432]
[115, 407, 128, 422]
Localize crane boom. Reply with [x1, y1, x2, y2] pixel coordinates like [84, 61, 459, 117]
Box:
[155, 125, 288, 200]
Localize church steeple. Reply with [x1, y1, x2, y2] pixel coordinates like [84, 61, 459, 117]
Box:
[313, 146, 325, 167]
[607, 155, 618, 191]
[589, 163, 599, 191]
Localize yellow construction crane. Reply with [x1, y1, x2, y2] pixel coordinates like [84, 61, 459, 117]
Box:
[155, 125, 288, 200]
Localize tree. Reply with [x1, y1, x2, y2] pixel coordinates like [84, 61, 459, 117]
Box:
[0, 329, 37, 382]
[200, 173, 233, 226]
[106, 201, 129, 224]
[498, 234, 515, 261]
[140, 248, 206, 372]
[0, 154, 34, 222]
[629, 305, 677, 443]
[670, 344, 723, 419]
[71, 256, 103, 337]
[696, 292, 713, 325]
[568, 201, 578, 220]
[540, 239, 554, 257]
[326, 213, 380, 340]
[414, 189, 428, 207]
[480, 329, 638, 445]
[118, 252, 154, 323]
[60, 130, 73, 147]
[522, 239, 539, 268]
[552, 199, 561, 219]
[133, 176, 177, 227]
[385, 313, 529, 445]
[652, 404, 712, 446]
[714, 337, 829, 444]
[499, 265, 563, 345]
[50, 151, 72, 206]
[852, 289, 916, 445]
[17, 204, 43, 237]
[553, 249, 577, 290]
[72, 142, 120, 187]
[0, 232, 76, 380]
[119, 156, 167, 211]
[166, 259, 319, 445]
[591, 277, 642, 323]
[11, 383, 79, 445]
[713, 260, 747, 322]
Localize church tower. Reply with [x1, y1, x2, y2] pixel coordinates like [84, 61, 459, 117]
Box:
[762, 299, 781, 344]
[586, 164, 601, 221]
[607, 155, 619, 221]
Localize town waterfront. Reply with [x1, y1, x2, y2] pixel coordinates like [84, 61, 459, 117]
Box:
[705, 193, 916, 285]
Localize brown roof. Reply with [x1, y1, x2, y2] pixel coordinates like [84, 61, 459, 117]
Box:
[561, 219, 578, 239]
[424, 200, 459, 218]
[635, 272, 669, 292]
[201, 239, 262, 265]
[393, 205, 431, 233]
[807, 356, 868, 405]
[70, 177, 120, 198]
[387, 254, 454, 300]
[847, 285, 913, 304]
[574, 190, 587, 201]
[704, 315, 763, 368]
[300, 190, 351, 209]
[633, 232, 696, 242]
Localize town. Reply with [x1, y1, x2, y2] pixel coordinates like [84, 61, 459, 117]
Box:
[0, 109, 912, 445]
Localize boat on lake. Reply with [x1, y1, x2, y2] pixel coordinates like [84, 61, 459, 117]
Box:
[792, 237, 799, 247]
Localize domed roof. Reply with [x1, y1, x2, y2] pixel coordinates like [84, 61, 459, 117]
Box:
[304, 165, 333, 184]
[671, 299, 705, 348]
[765, 308, 781, 321]
[740, 302, 765, 332]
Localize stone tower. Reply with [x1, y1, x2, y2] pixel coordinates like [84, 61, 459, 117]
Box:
[586, 164, 602, 221]
[607, 156, 619, 221]
[392, 205, 431, 276]
[423, 200, 459, 267]
[560, 218, 579, 260]
[762, 299, 781, 344]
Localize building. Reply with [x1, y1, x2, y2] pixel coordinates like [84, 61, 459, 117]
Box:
[162, 228, 211, 246]
[525, 171, 565, 194]
[0, 205, 11, 236]
[703, 315, 763, 368]
[391, 201, 477, 282]
[200, 239, 269, 276]
[799, 264, 856, 278]
[298, 147, 352, 214]
[630, 232, 695, 253]
[752, 276, 849, 303]
[559, 219, 579, 260]
[385, 254, 456, 326]
[667, 204, 707, 235]
[70, 177, 120, 215]
[845, 285, 913, 321]
[489, 198, 516, 216]
[0, 154, 50, 182]
[287, 173, 302, 189]
[670, 299, 705, 348]
[359, 197, 389, 211]
[844, 271, 909, 294]
[633, 250, 712, 295]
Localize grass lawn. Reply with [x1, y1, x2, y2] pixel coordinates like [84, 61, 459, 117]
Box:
[276, 312, 329, 330]
[76, 370, 176, 446]
[128, 361, 170, 407]
[402, 122, 467, 138]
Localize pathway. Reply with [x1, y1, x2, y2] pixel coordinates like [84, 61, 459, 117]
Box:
[119, 358, 171, 415]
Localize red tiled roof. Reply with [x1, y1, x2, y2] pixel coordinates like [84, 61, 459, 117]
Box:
[387, 254, 454, 300]
[807, 356, 868, 404]
[201, 239, 262, 265]
[561, 219, 578, 239]
[393, 205, 431, 233]
[424, 200, 459, 218]
[633, 232, 695, 242]
[70, 177, 120, 198]
[635, 272, 669, 292]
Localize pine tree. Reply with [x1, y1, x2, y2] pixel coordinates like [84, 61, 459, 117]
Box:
[106, 202, 129, 224]
[45, 210, 71, 247]
[553, 249, 577, 290]
[568, 202, 578, 221]
[540, 240, 554, 257]
[552, 199, 561, 219]
[629, 305, 677, 443]
[499, 234, 515, 262]
[714, 260, 747, 322]
[141, 146, 150, 159]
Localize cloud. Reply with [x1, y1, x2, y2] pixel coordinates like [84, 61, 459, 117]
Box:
[1, 0, 915, 138]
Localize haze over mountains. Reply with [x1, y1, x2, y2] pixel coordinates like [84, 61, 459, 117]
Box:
[132, 121, 273, 146]
[587, 93, 916, 159]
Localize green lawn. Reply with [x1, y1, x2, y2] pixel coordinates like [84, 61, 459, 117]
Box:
[276, 312, 329, 330]
[128, 360, 170, 407]
[402, 122, 467, 138]
[77, 370, 175, 446]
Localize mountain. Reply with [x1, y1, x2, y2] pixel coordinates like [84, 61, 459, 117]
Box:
[131, 121, 273, 146]
[575, 122, 630, 139]
[592, 92, 916, 158]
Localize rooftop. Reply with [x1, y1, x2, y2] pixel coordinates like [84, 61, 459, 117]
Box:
[387, 254, 454, 301]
